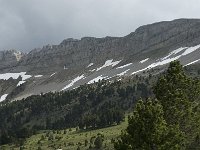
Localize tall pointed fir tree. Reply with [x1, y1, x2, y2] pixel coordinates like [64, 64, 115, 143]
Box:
[153, 61, 200, 148]
[114, 99, 185, 150]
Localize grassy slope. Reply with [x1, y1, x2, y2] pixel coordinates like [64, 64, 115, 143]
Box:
[1, 115, 129, 150]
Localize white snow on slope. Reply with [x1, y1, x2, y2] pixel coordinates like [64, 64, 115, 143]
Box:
[140, 58, 149, 63]
[0, 94, 8, 102]
[116, 63, 132, 69]
[96, 59, 121, 71]
[0, 72, 31, 80]
[132, 44, 200, 75]
[182, 44, 200, 55]
[87, 63, 94, 68]
[184, 59, 200, 66]
[132, 56, 181, 75]
[17, 81, 26, 86]
[117, 69, 130, 76]
[35, 75, 43, 78]
[22, 74, 32, 80]
[62, 74, 85, 91]
[88, 75, 107, 84]
[161, 47, 187, 60]
[0, 72, 22, 80]
[50, 72, 56, 77]
[89, 69, 96, 72]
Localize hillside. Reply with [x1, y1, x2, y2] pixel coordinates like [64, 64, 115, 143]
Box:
[0, 19, 200, 101]
[0, 19, 200, 149]
[0, 61, 200, 149]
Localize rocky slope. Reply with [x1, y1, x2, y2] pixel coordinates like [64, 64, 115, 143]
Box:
[0, 18, 200, 102]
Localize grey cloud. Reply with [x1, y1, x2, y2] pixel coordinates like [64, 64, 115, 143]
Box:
[0, 0, 200, 51]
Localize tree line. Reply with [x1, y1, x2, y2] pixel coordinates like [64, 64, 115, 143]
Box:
[0, 72, 153, 145]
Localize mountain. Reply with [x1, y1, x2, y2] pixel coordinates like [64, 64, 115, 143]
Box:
[0, 18, 200, 102]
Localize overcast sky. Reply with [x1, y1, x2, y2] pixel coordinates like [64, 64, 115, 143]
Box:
[0, 0, 200, 51]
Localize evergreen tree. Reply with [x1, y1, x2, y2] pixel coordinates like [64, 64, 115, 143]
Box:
[114, 99, 185, 150]
[153, 61, 200, 147]
[94, 136, 103, 149]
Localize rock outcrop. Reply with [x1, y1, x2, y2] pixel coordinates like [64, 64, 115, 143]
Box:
[0, 50, 24, 72]
[10, 19, 200, 74]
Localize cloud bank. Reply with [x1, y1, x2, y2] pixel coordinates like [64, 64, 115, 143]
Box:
[0, 0, 200, 51]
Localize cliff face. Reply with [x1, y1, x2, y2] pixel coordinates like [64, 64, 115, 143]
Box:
[0, 19, 200, 101]
[126, 19, 200, 52]
[7, 19, 199, 74]
[1, 19, 200, 74]
[0, 50, 24, 72]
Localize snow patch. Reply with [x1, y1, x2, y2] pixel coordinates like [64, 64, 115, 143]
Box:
[50, 72, 56, 77]
[132, 55, 181, 75]
[22, 74, 32, 80]
[0, 94, 8, 102]
[87, 63, 94, 68]
[131, 44, 200, 75]
[117, 69, 130, 76]
[35, 75, 43, 78]
[182, 44, 200, 56]
[116, 63, 132, 69]
[0, 72, 31, 80]
[140, 58, 149, 63]
[88, 75, 107, 84]
[184, 59, 200, 66]
[96, 59, 121, 71]
[62, 74, 85, 91]
[89, 69, 96, 72]
[17, 81, 26, 86]
[14, 52, 22, 61]
[161, 47, 187, 60]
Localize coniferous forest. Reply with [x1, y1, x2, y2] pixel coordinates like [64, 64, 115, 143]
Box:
[0, 61, 200, 149]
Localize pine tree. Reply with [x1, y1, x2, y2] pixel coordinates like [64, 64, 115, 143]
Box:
[154, 61, 192, 123]
[94, 136, 103, 149]
[114, 99, 185, 150]
[153, 61, 200, 147]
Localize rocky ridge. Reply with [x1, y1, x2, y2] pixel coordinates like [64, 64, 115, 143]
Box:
[0, 18, 200, 101]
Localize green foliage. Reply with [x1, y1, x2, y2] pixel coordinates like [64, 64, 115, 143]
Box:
[85, 139, 88, 147]
[114, 99, 185, 150]
[77, 146, 80, 150]
[154, 61, 200, 147]
[94, 135, 103, 149]
[2, 60, 200, 149]
[37, 146, 42, 150]
[0, 76, 152, 145]
[115, 61, 200, 149]
[154, 61, 193, 123]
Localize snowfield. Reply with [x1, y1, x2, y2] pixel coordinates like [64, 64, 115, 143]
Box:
[140, 58, 149, 63]
[17, 81, 26, 86]
[182, 44, 200, 56]
[132, 44, 200, 75]
[184, 59, 200, 66]
[0, 72, 31, 80]
[34, 75, 43, 78]
[87, 63, 94, 68]
[88, 75, 107, 84]
[50, 72, 56, 77]
[116, 63, 132, 69]
[161, 47, 187, 60]
[0, 94, 8, 102]
[96, 59, 121, 71]
[62, 74, 85, 91]
[117, 69, 130, 76]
